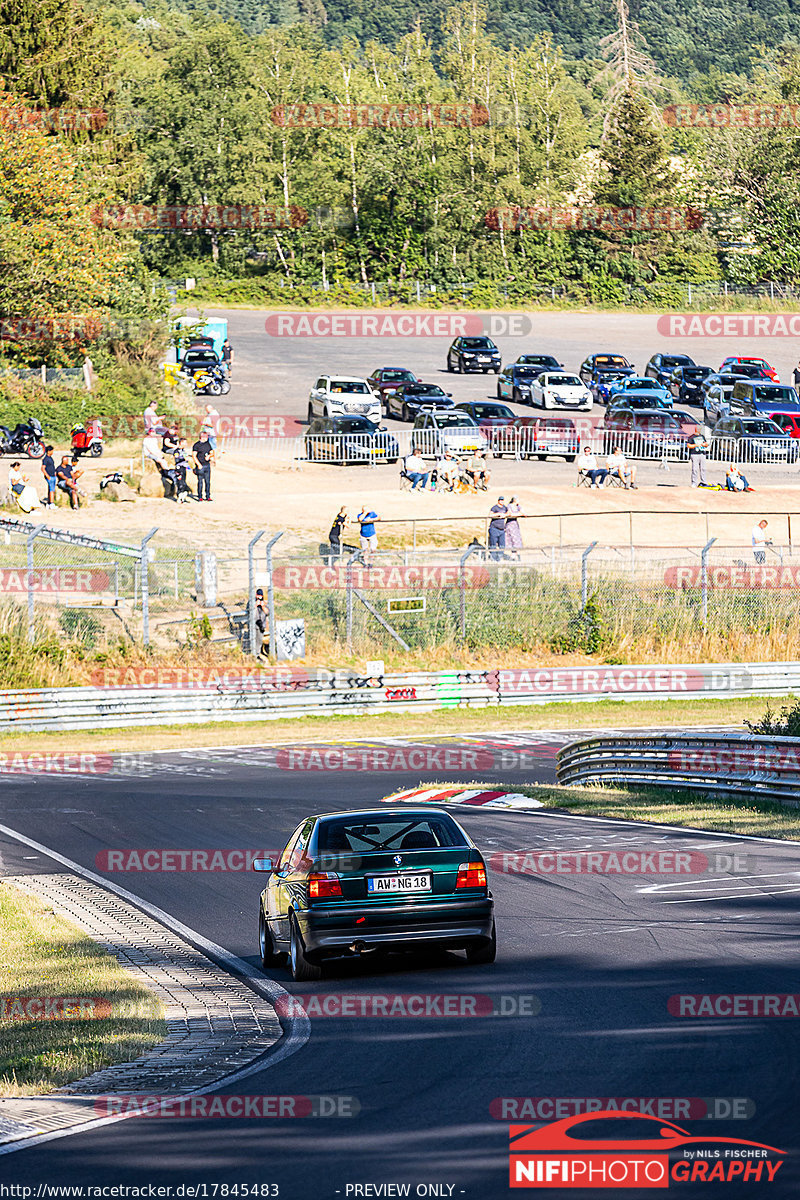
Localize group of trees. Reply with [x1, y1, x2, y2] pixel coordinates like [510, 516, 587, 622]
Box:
[1, 0, 800, 356]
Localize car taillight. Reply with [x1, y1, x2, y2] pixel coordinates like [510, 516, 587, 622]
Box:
[456, 862, 487, 889]
[308, 872, 342, 899]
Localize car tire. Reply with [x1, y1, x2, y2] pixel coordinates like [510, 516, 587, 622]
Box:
[289, 914, 322, 981]
[494, 367, 501, 375]
[447, 358, 454, 372]
[565, 455, 576, 463]
[513, 389, 522, 405]
[465, 920, 496, 965]
[307, 403, 314, 423]
[402, 404, 411, 423]
[259, 908, 285, 969]
[496, 383, 503, 399]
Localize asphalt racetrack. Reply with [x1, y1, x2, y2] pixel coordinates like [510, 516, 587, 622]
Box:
[1, 735, 799, 1197]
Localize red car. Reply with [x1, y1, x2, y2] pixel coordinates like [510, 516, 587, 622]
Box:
[366, 367, 418, 405]
[720, 356, 779, 382]
[765, 411, 800, 438]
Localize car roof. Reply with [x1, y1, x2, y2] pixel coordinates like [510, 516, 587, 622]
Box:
[324, 375, 370, 382]
[315, 807, 454, 822]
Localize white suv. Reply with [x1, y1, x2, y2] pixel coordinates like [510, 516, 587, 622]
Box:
[308, 375, 381, 423]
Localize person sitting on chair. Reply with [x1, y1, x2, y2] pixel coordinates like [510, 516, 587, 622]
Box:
[466, 449, 491, 491]
[607, 446, 637, 489]
[577, 445, 608, 488]
[436, 451, 459, 491]
[403, 451, 430, 491]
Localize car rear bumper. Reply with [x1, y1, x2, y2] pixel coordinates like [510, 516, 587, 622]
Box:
[297, 896, 494, 957]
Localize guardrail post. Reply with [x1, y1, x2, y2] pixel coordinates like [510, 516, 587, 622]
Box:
[247, 530, 265, 656]
[701, 537, 716, 632]
[346, 548, 363, 652]
[140, 527, 158, 646]
[581, 541, 598, 610]
[459, 544, 482, 641]
[264, 531, 284, 659]
[26, 523, 45, 642]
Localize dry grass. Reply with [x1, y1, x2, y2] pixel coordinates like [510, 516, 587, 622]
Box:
[0, 884, 166, 1095]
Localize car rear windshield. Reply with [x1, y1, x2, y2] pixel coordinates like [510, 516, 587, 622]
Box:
[683, 367, 712, 379]
[624, 380, 659, 390]
[317, 816, 467, 853]
[514, 366, 541, 377]
[545, 375, 581, 387]
[461, 338, 496, 349]
[730, 364, 768, 377]
[742, 420, 783, 435]
[471, 404, 512, 417]
[407, 384, 446, 397]
[661, 355, 694, 368]
[519, 355, 558, 367]
[330, 381, 369, 393]
[435, 413, 475, 427]
[595, 356, 628, 365]
[332, 418, 373, 432]
[752, 386, 797, 403]
[381, 370, 414, 381]
[634, 414, 679, 428]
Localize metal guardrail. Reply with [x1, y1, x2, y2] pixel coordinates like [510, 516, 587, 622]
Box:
[557, 731, 800, 805]
[3, 659, 800, 733]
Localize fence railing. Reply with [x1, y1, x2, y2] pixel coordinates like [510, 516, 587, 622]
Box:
[556, 731, 800, 805]
[215, 428, 800, 467]
[0, 660, 796, 734]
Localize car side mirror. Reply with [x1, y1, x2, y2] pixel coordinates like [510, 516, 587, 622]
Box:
[252, 858, 274, 872]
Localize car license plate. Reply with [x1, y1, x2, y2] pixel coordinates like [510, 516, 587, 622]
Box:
[367, 873, 432, 894]
[478, 356, 491, 362]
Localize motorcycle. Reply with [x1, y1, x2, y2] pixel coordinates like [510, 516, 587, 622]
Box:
[71, 418, 104, 458]
[0, 416, 45, 458]
[192, 365, 231, 396]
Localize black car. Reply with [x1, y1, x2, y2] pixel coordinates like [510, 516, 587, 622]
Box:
[305, 415, 399, 463]
[497, 363, 548, 404]
[644, 353, 696, 387]
[669, 365, 714, 404]
[387, 382, 454, 421]
[253, 808, 496, 981]
[180, 346, 221, 375]
[447, 336, 501, 374]
[579, 354, 635, 386]
[711, 416, 799, 463]
[515, 353, 563, 373]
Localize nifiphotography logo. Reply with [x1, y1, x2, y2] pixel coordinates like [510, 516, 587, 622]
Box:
[508, 1110, 785, 1188]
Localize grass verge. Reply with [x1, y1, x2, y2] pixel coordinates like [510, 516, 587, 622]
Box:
[422, 781, 800, 840]
[0, 884, 166, 1096]
[0, 694, 767, 756]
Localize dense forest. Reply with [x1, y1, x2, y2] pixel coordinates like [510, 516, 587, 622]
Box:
[0, 0, 800, 353]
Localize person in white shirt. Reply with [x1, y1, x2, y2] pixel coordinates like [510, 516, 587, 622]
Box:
[726, 464, 749, 492]
[9, 462, 41, 512]
[752, 519, 771, 564]
[143, 400, 166, 437]
[404, 451, 430, 491]
[577, 446, 608, 487]
[436, 451, 458, 491]
[607, 446, 637, 489]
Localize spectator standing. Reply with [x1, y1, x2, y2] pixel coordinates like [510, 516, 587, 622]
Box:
[191, 430, 215, 501]
[252, 586, 268, 657]
[488, 496, 508, 560]
[201, 404, 220, 451]
[505, 496, 523, 557]
[56, 456, 82, 509]
[356, 505, 379, 560]
[752, 519, 771, 564]
[793, 360, 800, 389]
[41, 445, 57, 508]
[221, 338, 233, 377]
[687, 425, 709, 487]
[328, 506, 347, 562]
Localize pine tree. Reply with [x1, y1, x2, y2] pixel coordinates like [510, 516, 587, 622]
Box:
[595, 87, 675, 208]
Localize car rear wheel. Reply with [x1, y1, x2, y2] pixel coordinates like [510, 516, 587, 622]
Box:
[289, 914, 322, 981]
[402, 404, 411, 422]
[259, 908, 285, 969]
[307, 403, 313, 423]
[513, 388, 522, 404]
[466, 920, 496, 965]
